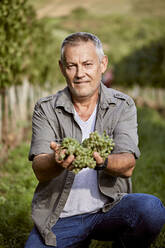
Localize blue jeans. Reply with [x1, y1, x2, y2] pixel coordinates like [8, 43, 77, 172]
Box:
[25, 193, 165, 248]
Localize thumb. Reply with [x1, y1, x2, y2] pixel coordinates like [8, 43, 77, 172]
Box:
[93, 151, 104, 164]
[50, 141, 58, 151]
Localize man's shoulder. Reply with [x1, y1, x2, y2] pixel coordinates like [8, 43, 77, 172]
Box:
[37, 95, 54, 105]
[112, 89, 134, 106]
[103, 86, 134, 106]
[35, 88, 66, 107]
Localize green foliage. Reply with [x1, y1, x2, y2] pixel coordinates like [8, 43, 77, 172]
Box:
[90, 240, 113, 248]
[1, 0, 165, 90]
[27, 18, 62, 88]
[114, 38, 165, 88]
[0, 0, 35, 88]
[48, 8, 165, 89]
[0, 143, 37, 248]
[133, 107, 165, 203]
[0, 0, 62, 90]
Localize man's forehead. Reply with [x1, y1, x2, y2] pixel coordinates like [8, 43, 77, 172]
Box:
[63, 41, 98, 60]
[64, 40, 95, 48]
[63, 41, 96, 53]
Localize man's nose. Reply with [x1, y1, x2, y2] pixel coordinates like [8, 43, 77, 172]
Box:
[76, 65, 85, 78]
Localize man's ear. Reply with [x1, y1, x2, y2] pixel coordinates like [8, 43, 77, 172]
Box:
[59, 60, 65, 76]
[101, 55, 108, 74]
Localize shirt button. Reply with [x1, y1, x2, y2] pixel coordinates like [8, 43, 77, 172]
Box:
[50, 218, 54, 223]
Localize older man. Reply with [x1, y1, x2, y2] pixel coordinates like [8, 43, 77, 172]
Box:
[25, 32, 165, 248]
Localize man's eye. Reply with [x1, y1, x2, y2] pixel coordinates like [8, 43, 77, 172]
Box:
[67, 65, 75, 69]
[85, 63, 92, 67]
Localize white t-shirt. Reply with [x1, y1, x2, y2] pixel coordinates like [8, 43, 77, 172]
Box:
[60, 105, 108, 218]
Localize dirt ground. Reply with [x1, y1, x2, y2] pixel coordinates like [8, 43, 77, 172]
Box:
[34, 0, 132, 18]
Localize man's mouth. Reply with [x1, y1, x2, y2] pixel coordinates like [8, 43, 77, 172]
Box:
[74, 81, 89, 84]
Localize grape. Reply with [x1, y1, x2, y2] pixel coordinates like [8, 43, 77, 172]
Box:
[60, 131, 114, 174]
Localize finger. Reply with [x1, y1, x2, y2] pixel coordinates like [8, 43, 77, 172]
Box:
[50, 141, 60, 151]
[62, 154, 75, 169]
[67, 164, 75, 171]
[93, 152, 104, 164]
[56, 148, 66, 162]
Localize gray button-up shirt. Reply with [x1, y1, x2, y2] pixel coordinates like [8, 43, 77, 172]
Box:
[29, 83, 140, 246]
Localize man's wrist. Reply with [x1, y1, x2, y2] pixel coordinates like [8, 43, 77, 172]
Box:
[95, 157, 108, 171]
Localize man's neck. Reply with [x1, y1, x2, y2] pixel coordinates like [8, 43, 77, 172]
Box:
[72, 94, 99, 122]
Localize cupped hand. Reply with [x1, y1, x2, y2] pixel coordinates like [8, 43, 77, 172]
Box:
[50, 141, 75, 171]
[93, 151, 104, 165]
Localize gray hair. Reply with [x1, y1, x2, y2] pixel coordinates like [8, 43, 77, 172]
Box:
[60, 32, 105, 62]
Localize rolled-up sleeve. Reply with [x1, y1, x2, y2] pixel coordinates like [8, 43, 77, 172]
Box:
[112, 99, 140, 159]
[28, 102, 55, 161]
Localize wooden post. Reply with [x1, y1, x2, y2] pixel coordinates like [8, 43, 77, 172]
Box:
[0, 87, 9, 158]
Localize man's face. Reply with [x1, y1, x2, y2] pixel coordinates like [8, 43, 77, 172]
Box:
[59, 41, 108, 100]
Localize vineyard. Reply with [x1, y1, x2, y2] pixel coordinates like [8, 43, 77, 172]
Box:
[1, 0, 165, 153]
[0, 0, 165, 247]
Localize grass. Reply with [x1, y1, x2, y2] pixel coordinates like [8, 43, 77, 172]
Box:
[0, 106, 165, 247]
[0, 143, 37, 248]
[133, 107, 165, 203]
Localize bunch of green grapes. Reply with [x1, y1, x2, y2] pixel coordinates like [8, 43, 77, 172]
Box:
[60, 138, 96, 173]
[82, 131, 114, 160]
[60, 131, 114, 173]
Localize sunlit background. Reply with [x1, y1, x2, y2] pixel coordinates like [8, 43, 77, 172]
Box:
[0, 0, 165, 247]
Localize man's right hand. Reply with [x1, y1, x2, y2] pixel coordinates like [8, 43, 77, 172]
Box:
[32, 142, 75, 182]
[50, 142, 75, 171]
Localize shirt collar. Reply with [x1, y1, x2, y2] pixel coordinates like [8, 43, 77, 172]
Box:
[55, 82, 117, 113]
[55, 87, 74, 114]
[99, 82, 117, 109]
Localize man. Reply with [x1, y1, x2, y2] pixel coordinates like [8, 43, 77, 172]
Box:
[25, 32, 165, 248]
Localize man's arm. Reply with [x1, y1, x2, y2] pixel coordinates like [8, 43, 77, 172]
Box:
[32, 153, 63, 182]
[29, 100, 75, 183]
[94, 152, 135, 178]
[32, 142, 75, 183]
[93, 95, 139, 178]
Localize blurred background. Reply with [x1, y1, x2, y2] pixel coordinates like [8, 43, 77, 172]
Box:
[0, 0, 165, 247]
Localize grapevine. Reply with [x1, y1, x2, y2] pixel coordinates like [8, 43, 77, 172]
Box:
[60, 131, 114, 174]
